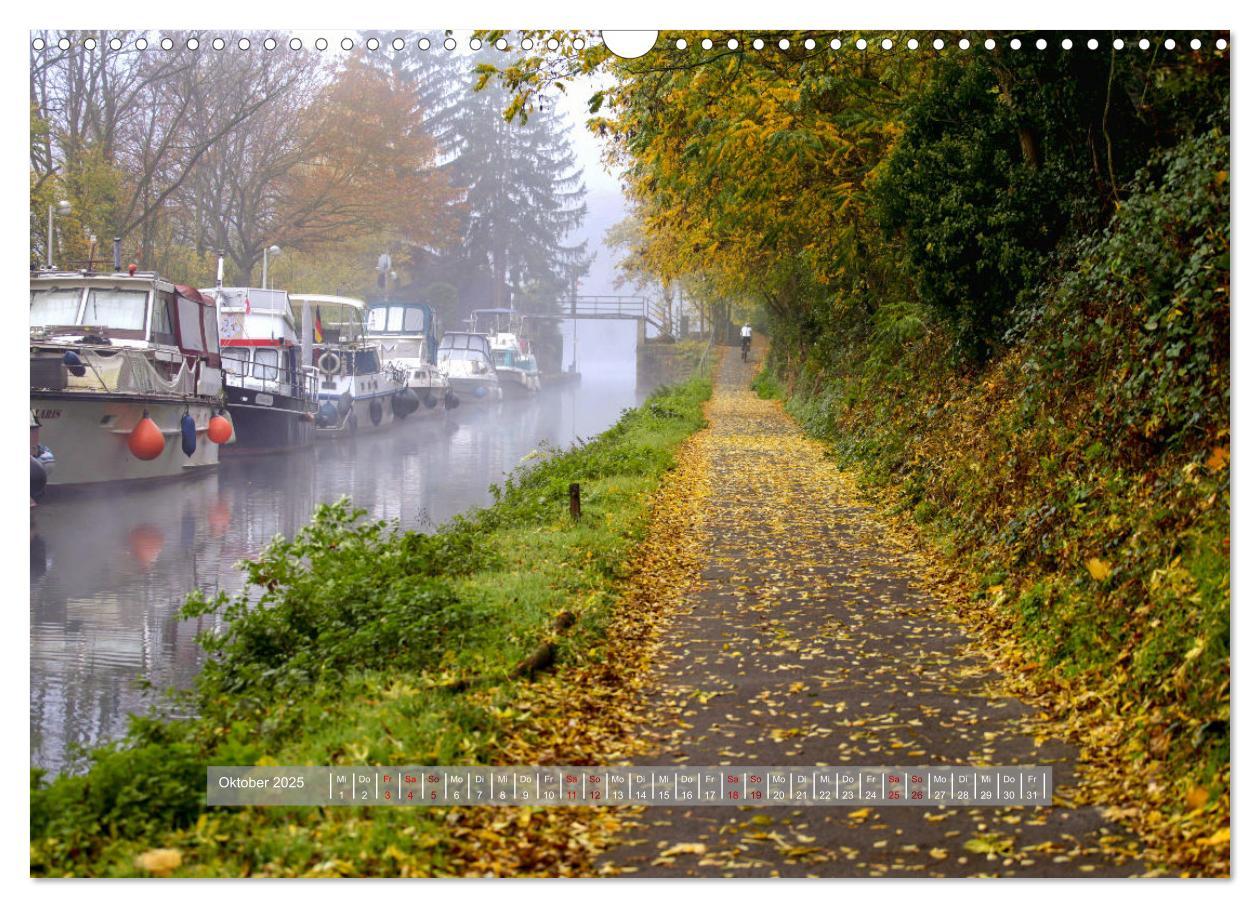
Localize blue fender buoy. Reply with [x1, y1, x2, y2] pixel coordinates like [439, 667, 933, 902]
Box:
[62, 350, 86, 377]
[180, 412, 197, 457]
[444, 392, 459, 410]
[30, 455, 47, 500]
[423, 391, 438, 409]
[369, 399, 383, 425]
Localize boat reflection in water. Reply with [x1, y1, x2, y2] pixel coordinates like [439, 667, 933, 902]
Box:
[30, 375, 642, 771]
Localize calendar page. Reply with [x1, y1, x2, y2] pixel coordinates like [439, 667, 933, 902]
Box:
[22, 2, 1232, 890]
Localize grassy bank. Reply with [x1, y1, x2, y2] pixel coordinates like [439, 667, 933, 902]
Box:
[31, 375, 711, 877]
[758, 130, 1229, 874]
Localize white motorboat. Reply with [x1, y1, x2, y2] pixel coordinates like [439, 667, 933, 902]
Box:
[30, 265, 231, 487]
[436, 331, 503, 402]
[364, 299, 458, 412]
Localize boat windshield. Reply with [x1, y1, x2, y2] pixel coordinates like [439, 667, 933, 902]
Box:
[492, 349, 515, 368]
[30, 287, 83, 326]
[353, 349, 381, 373]
[439, 347, 488, 363]
[219, 288, 290, 315]
[439, 334, 492, 357]
[81, 288, 149, 331]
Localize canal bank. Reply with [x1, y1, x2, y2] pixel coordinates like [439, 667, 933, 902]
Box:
[31, 373, 712, 876]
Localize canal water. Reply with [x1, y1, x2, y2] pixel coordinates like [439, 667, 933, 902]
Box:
[30, 373, 645, 772]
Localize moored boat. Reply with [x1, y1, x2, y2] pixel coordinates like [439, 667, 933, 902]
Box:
[364, 299, 458, 412]
[207, 285, 317, 454]
[290, 295, 417, 438]
[436, 331, 503, 402]
[30, 265, 232, 487]
[471, 308, 541, 397]
[488, 332, 542, 397]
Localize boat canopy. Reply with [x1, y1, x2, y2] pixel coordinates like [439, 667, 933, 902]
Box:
[30, 272, 218, 361]
[173, 285, 220, 358]
[366, 301, 430, 335]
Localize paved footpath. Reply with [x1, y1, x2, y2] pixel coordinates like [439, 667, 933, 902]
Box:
[600, 343, 1146, 877]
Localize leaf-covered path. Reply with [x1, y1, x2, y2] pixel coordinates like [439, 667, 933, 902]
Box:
[600, 345, 1147, 877]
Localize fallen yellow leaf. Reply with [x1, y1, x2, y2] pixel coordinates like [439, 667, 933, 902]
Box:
[1086, 557, 1112, 581]
[135, 848, 182, 876]
[1198, 829, 1229, 847]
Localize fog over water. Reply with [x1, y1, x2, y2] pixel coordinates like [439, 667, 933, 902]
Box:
[31, 326, 643, 772]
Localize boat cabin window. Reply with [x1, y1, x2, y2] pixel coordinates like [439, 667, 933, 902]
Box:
[253, 347, 280, 380]
[150, 291, 176, 344]
[30, 287, 83, 326]
[219, 288, 290, 314]
[201, 303, 220, 354]
[493, 349, 514, 368]
[222, 347, 250, 376]
[83, 288, 149, 331]
[353, 349, 381, 373]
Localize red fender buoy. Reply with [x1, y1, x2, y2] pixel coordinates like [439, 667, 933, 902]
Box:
[128, 413, 165, 461]
[207, 414, 233, 445]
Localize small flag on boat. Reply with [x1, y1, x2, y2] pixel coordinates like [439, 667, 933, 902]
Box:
[243, 295, 252, 315]
[314, 307, 324, 343]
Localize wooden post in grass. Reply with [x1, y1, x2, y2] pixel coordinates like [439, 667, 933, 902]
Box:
[569, 482, 581, 520]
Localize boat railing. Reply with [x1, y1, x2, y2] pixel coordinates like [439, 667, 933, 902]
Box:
[224, 358, 318, 403]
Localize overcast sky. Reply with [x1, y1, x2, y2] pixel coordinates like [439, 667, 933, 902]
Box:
[551, 70, 629, 297]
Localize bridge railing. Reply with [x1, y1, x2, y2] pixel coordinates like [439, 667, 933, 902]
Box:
[561, 296, 648, 319]
[524, 295, 669, 334]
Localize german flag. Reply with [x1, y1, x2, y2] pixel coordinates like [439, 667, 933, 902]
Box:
[313, 306, 324, 344]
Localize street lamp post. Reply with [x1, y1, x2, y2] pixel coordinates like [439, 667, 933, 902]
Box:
[262, 244, 281, 289]
[46, 200, 71, 269]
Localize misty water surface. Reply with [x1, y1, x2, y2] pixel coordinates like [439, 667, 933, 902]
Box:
[31, 326, 644, 772]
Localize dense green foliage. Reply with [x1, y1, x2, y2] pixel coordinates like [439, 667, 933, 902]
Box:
[780, 122, 1229, 788]
[31, 377, 711, 876]
[873, 45, 1225, 361]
